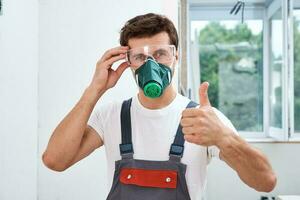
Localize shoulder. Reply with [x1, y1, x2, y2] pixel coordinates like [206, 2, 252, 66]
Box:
[93, 98, 126, 120]
[176, 93, 197, 107]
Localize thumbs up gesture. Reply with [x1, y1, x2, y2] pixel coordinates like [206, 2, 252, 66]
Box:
[181, 82, 232, 147]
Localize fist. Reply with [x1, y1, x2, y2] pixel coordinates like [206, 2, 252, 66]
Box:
[180, 82, 231, 147]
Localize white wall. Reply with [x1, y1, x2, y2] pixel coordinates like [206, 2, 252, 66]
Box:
[0, 0, 38, 200]
[206, 143, 300, 200]
[38, 0, 178, 200]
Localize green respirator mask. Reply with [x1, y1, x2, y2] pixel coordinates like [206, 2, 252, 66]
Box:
[134, 57, 172, 98]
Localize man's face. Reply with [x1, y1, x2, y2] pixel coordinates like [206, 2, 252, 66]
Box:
[127, 32, 178, 73]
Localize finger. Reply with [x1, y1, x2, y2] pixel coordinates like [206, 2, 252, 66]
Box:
[104, 54, 126, 69]
[115, 62, 129, 78]
[100, 46, 129, 62]
[184, 135, 198, 144]
[182, 108, 202, 118]
[180, 117, 196, 127]
[182, 127, 195, 135]
[199, 82, 211, 107]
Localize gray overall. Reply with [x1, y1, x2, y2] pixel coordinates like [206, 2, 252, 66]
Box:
[106, 98, 198, 200]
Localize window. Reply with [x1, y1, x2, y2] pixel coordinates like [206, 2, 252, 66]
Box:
[182, 0, 298, 140]
[269, 9, 283, 129]
[191, 20, 263, 133]
[267, 0, 287, 141]
[189, 3, 265, 138]
[293, 2, 300, 137]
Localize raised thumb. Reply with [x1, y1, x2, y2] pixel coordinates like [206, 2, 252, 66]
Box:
[199, 82, 211, 107]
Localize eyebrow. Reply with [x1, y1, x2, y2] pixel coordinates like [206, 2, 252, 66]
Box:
[132, 53, 146, 57]
[150, 48, 168, 54]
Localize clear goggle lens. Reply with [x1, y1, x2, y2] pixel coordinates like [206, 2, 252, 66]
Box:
[126, 45, 176, 70]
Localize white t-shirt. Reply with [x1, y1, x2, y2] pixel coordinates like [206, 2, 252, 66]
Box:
[87, 92, 237, 200]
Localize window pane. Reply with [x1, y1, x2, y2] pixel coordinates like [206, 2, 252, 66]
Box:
[191, 20, 263, 132]
[269, 9, 283, 128]
[294, 9, 300, 132]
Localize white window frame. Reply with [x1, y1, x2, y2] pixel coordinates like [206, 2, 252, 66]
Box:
[267, 0, 300, 141]
[266, 0, 289, 141]
[290, 0, 300, 140]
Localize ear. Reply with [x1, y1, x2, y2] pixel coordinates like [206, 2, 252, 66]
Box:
[175, 50, 179, 61]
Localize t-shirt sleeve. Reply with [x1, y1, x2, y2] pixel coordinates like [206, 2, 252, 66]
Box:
[207, 107, 238, 163]
[87, 106, 105, 142]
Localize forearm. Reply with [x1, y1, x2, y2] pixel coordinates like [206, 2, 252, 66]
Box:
[217, 131, 277, 192]
[43, 85, 104, 169]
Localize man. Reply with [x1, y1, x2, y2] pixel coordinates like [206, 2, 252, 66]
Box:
[42, 13, 276, 199]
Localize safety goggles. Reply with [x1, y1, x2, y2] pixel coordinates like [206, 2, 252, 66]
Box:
[125, 45, 176, 69]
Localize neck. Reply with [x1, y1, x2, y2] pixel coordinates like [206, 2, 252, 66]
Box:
[138, 85, 177, 109]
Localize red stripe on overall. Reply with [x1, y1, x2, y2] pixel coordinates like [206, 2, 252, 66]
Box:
[120, 168, 178, 189]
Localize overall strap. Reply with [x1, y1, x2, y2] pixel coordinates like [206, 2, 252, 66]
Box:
[119, 98, 134, 159]
[169, 100, 199, 162]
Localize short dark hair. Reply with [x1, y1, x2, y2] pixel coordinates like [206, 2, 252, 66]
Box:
[120, 13, 179, 49]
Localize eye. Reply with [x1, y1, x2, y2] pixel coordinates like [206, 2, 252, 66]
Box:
[133, 54, 146, 61]
[153, 49, 169, 59]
